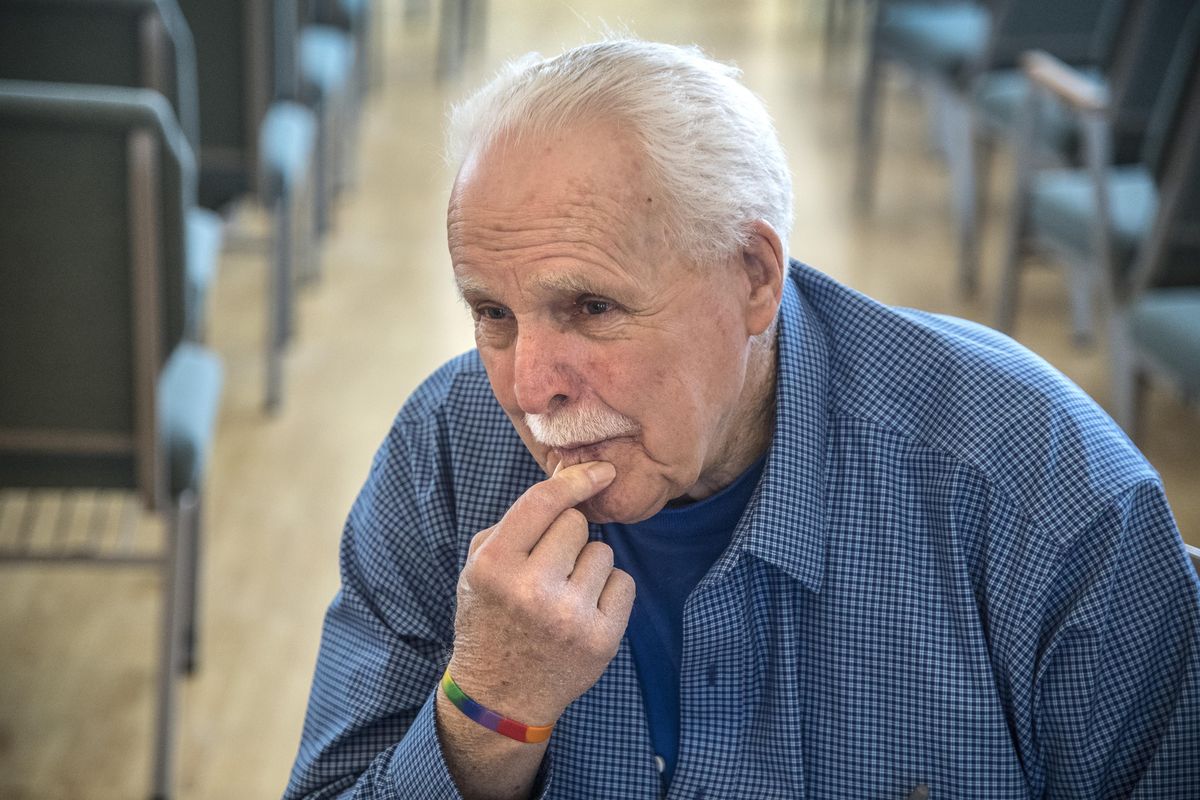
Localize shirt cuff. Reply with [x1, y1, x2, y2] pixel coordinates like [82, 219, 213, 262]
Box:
[387, 689, 555, 799]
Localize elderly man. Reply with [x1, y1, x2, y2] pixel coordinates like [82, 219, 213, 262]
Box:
[286, 40, 1200, 799]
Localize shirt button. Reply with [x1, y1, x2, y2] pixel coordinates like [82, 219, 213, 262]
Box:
[706, 662, 719, 686]
[654, 754, 666, 774]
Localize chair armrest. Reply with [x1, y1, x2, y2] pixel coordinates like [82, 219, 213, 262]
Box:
[1021, 49, 1108, 113]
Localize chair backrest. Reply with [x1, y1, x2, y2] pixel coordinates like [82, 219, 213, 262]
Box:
[1101, 0, 1197, 163]
[0, 0, 200, 158]
[272, 0, 303, 102]
[1139, 3, 1200, 184]
[986, 0, 1126, 71]
[0, 81, 193, 507]
[1128, 4, 1200, 293]
[1189, 545, 1200, 577]
[176, 0, 275, 208]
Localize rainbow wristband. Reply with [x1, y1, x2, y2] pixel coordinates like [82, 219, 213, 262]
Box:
[440, 668, 555, 744]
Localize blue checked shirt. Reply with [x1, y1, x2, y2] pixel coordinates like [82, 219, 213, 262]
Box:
[286, 262, 1200, 799]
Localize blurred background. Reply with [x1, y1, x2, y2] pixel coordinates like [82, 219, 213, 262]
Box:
[0, 0, 1197, 797]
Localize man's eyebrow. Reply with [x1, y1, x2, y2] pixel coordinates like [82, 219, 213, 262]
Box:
[454, 271, 606, 299]
[529, 272, 602, 295]
[454, 274, 489, 300]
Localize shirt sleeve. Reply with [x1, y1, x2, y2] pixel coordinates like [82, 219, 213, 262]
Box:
[281, 412, 463, 798]
[1031, 479, 1200, 797]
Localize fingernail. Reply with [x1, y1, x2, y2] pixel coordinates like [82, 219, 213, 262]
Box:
[586, 461, 615, 484]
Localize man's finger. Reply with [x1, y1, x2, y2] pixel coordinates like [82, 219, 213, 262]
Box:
[527, 508, 590, 577]
[491, 461, 615, 554]
[596, 567, 635, 622]
[467, 525, 498, 558]
[567, 539, 616, 592]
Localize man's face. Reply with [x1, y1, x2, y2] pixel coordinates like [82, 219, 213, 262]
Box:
[448, 120, 770, 523]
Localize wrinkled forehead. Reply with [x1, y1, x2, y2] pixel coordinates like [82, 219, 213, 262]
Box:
[447, 125, 678, 290]
[450, 118, 657, 215]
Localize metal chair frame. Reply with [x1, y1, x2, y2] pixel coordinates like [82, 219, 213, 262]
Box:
[856, 0, 1127, 295]
[183, 0, 319, 411]
[0, 113, 199, 799]
[996, 21, 1200, 437]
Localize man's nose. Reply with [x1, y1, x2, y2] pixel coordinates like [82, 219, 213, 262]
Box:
[511, 323, 575, 415]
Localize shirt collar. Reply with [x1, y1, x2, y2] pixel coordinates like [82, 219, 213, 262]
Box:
[736, 262, 828, 593]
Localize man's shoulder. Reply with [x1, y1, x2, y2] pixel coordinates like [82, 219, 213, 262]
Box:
[788, 265, 1159, 531]
[397, 349, 494, 424]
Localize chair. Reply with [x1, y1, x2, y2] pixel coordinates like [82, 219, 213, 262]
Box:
[313, 0, 379, 101]
[437, 0, 487, 79]
[996, 4, 1200, 347]
[1189, 544, 1200, 576]
[1106, 37, 1200, 436]
[312, 0, 376, 188]
[995, 0, 1199, 342]
[177, 0, 319, 410]
[0, 80, 224, 800]
[292, 0, 358, 232]
[855, 0, 1125, 293]
[1114, 289, 1200, 432]
[0, 0, 222, 343]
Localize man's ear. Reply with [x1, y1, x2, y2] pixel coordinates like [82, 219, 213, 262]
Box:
[740, 220, 786, 337]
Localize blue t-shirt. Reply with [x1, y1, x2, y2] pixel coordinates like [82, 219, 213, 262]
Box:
[602, 456, 766, 788]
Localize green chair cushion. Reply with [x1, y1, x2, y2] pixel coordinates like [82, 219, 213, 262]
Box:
[1129, 289, 1200, 394]
[185, 207, 222, 338]
[1029, 165, 1157, 273]
[159, 342, 223, 494]
[299, 25, 354, 99]
[879, 3, 990, 78]
[260, 100, 317, 200]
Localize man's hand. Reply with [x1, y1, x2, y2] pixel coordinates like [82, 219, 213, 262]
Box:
[434, 461, 635, 799]
[447, 460, 635, 727]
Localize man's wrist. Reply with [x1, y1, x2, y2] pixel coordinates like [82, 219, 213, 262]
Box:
[434, 685, 550, 800]
[441, 668, 555, 743]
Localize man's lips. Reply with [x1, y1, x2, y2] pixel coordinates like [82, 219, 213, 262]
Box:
[550, 435, 636, 457]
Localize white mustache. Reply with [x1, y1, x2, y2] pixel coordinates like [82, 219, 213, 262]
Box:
[525, 406, 639, 448]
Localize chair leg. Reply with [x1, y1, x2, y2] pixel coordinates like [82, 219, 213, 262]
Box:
[945, 90, 980, 296]
[854, 41, 884, 213]
[437, 0, 471, 79]
[300, 161, 320, 284]
[997, 86, 1043, 333]
[312, 97, 334, 238]
[995, 194, 1027, 334]
[266, 192, 293, 413]
[1109, 313, 1144, 438]
[179, 489, 203, 676]
[823, 0, 841, 74]
[334, 73, 357, 196]
[1067, 259, 1096, 346]
[150, 490, 193, 800]
[922, 82, 952, 159]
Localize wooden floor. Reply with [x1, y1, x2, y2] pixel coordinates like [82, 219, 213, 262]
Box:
[1, 1, 1196, 797]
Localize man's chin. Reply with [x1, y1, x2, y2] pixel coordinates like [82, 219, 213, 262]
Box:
[577, 487, 665, 526]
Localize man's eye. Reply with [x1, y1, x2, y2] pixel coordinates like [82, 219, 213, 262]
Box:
[478, 306, 508, 321]
[581, 299, 612, 315]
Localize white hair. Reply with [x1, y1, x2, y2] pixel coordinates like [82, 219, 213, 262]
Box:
[447, 38, 794, 266]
